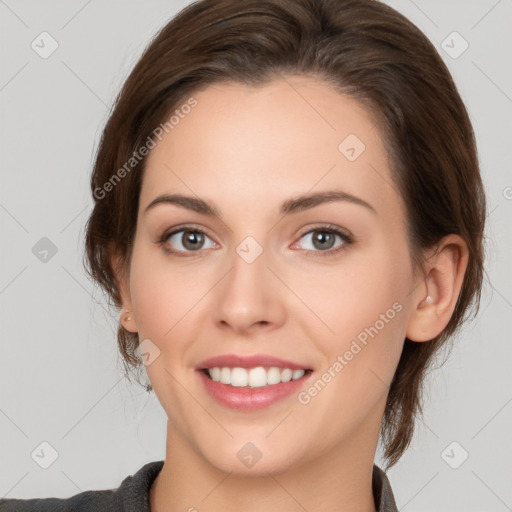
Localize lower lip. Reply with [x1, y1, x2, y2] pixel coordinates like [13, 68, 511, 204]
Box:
[198, 370, 312, 410]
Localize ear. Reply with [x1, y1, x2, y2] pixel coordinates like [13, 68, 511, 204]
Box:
[111, 251, 138, 334]
[406, 234, 469, 342]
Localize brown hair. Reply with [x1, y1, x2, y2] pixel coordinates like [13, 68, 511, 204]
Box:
[83, 0, 486, 468]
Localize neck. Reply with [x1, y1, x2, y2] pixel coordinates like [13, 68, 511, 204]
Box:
[150, 423, 379, 512]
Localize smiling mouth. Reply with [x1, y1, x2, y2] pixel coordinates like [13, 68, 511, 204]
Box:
[202, 366, 313, 388]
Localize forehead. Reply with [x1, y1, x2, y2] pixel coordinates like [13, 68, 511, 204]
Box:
[140, 76, 400, 219]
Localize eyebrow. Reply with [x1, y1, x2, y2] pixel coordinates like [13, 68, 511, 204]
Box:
[144, 190, 377, 218]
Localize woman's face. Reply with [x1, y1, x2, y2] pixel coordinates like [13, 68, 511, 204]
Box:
[124, 76, 419, 475]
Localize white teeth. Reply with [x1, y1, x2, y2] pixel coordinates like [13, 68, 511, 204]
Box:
[280, 368, 293, 383]
[210, 367, 221, 382]
[206, 366, 307, 388]
[220, 367, 231, 385]
[248, 367, 267, 388]
[267, 367, 281, 385]
[231, 367, 248, 387]
[292, 369, 305, 380]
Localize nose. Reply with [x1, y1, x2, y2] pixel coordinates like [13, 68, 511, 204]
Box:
[213, 243, 286, 335]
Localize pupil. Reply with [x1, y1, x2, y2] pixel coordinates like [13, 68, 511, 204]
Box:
[183, 231, 203, 250]
[314, 231, 334, 250]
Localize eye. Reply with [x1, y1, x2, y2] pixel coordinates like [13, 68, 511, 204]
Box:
[158, 224, 352, 257]
[292, 225, 352, 256]
[159, 227, 217, 256]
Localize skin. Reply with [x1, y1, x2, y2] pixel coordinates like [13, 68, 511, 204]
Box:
[114, 75, 468, 512]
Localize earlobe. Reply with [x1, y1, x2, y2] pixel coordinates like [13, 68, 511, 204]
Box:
[418, 295, 433, 308]
[406, 287, 438, 342]
[406, 235, 469, 342]
[111, 252, 139, 334]
[121, 308, 138, 333]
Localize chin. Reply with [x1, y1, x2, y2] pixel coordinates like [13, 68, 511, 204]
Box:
[197, 435, 308, 477]
[210, 452, 298, 477]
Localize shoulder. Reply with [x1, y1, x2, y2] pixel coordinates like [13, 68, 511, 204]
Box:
[0, 461, 164, 512]
[0, 489, 115, 512]
[372, 464, 399, 512]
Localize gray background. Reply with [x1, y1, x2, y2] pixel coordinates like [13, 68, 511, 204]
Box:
[0, 0, 511, 510]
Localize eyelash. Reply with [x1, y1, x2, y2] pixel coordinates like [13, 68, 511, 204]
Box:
[157, 223, 353, 258]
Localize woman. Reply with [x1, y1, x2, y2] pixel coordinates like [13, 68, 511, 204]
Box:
[0, 0, 486, 510]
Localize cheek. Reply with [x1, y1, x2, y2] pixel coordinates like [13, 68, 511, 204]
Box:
[301, 236, 411, 391]
[294, 275, 408, 447]
[299, 247, 410, 346]
[129, 243, 208, 339]
[128, 246, 208, 425]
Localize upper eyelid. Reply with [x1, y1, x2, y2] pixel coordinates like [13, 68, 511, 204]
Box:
[163, 223, 215, 238]
[292, 226, 351, 250]
[299, 223, 350, 236]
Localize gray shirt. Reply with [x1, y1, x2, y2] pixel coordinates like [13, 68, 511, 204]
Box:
[0, 461, 398, 511]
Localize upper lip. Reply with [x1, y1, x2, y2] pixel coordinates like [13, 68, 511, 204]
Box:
[196, 354, 312, 371]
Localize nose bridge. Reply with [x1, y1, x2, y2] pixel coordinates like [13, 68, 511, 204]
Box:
[225, 234, 270, 302]
[214, 233, 284, 331]
[235, 234, 266, 267]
